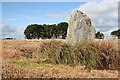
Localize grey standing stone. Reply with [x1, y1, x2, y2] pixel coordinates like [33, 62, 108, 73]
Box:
[66, 10, 96, 45]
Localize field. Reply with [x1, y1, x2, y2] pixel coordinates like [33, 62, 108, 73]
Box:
[1, 39, 120, 78]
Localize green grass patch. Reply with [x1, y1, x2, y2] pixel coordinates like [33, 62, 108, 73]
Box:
[13, 60, 30, 67]
[12, 60, 54, 69]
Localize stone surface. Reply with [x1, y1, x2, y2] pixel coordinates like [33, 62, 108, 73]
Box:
[66, 10, 96, 45]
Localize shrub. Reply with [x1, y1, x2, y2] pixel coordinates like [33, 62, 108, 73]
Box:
[35, 40, 100, 69]
[74, 41, 99, 69]
[34, 40, 120, 70]
[35, 40, 74, 65]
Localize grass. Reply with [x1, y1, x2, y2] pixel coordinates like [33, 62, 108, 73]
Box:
[12, 60, 53, 69]
[35, 40, 120, 70]
[3, 59, 118, 78]
[13, 60, 31, 67]
[2, 39, 119, 78]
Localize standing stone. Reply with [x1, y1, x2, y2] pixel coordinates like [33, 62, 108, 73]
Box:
[66, 10, 96, 45]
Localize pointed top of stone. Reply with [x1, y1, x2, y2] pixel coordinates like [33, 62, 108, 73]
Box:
[73, 9, 80, 12]
[72, 10, 86, 15]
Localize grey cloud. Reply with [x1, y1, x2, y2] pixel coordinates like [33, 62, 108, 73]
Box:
[78, 1, 118, 38]
[1, 23, 16, 38]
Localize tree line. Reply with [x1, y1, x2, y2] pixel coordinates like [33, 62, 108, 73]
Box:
[24, 22, 68, 39]
[24, 22, 120, 39]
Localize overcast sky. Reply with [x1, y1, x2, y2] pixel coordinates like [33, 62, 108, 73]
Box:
[1, 0, 119, 39]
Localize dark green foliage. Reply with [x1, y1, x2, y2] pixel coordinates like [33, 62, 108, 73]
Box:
[24, 22, 68, 39]
[111, 29, 120, 39]
[24, 24, 44, 39]
[56, 22, 68, 39]
[95, 31, 104, 39]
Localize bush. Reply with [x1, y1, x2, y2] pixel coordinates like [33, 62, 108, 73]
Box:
[34, 40, 120, 70]
[35, 40, 100, 69]
[74, 41, 99, 69]
[35, 40, 73, 64]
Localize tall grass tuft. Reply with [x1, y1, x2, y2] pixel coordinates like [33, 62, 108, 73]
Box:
[35, 40, 74, 65]
[35, 40, 100, 69]
[95, 40, 120, 70]
[74, 41, 99, 69]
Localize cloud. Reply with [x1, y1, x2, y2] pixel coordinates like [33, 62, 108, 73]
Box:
[1, 23, 16, 38]
[77, 0, 118, 38]
[2, 23, 16, 33]
[0, 23, 25, 39]
[101, 0, 119, 2]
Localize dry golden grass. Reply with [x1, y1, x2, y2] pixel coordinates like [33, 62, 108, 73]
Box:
[95, 39, 120, 69]
[1, 39, 119, 78]
[2, 60, 118, 78]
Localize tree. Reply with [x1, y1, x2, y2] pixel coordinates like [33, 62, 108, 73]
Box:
[95, 31, 104, 39]
[118, 29, 120, 39]
[56, 22, 68, 39]
[24, 24, 44, 39]
[50, 24, 57, 38]
[42, 24, 57, 39]
[111, 29, 120, 39]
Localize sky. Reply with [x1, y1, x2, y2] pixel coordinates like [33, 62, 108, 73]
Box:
[1, 0, 101, 2]
[1, 0, 119, 39]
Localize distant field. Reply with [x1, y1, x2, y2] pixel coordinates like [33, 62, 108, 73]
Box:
[1, 39, 120, 78]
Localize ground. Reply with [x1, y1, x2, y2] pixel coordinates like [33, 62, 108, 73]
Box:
[1, 39, 119, 78]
